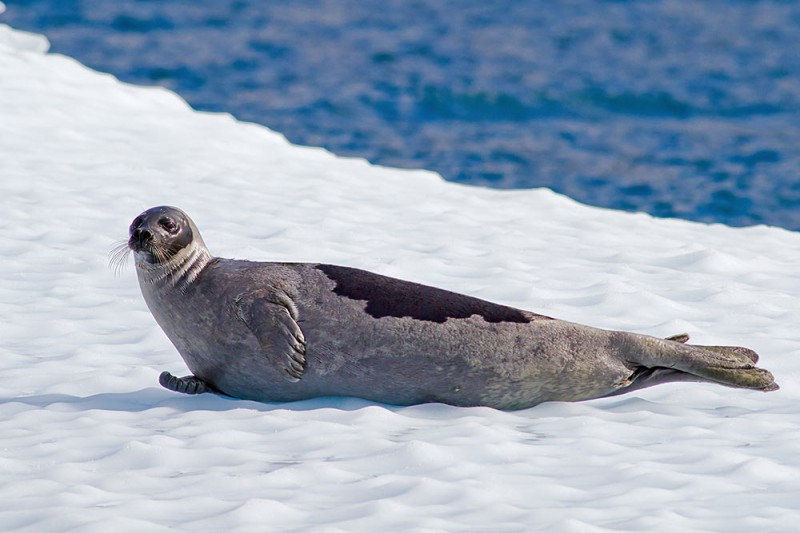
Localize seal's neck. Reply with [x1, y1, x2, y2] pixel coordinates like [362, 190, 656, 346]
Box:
[136, 241, 212, 290]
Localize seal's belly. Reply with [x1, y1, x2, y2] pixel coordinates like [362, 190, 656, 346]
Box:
[147, 260, 632, 408]
[232, 303, 635, 408]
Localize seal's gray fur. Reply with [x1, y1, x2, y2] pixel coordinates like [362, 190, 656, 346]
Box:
[129, 206, 778, 410]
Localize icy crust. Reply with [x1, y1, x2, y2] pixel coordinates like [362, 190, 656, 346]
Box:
[0, 22, 48, 53]
[1, 22, 799, 531]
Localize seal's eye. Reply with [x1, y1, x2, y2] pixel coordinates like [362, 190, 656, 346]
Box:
[159, 217, 178, 234]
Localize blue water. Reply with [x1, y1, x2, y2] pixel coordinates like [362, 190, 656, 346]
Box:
[4, 0, 800, 229]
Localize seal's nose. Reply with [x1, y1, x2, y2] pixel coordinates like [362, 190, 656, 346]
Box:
[133, 227, 152, 240]
[131, 227, 153, 249]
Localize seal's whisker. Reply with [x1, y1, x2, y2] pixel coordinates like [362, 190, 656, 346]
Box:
[108, 240, 132, 276]
[155, 247, 175, 270]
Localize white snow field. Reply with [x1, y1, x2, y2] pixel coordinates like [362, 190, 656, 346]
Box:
[2, 18, 800, 532]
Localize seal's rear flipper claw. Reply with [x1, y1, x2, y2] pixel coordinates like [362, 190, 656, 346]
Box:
[159, 371, 211, 395]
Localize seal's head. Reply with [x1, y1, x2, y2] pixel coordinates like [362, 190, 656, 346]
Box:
[128, 206, 196, 263]
[129, 206, 210, 286]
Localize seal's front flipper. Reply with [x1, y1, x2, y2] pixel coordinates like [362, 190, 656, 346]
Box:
[159, 371, 211, 395]
[235, 288, 307, 382]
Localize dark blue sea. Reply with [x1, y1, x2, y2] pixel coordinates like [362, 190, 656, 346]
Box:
[4, 0, 800, 229]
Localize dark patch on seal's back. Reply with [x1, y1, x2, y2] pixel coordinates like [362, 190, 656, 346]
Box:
[316, 264, 547, 324]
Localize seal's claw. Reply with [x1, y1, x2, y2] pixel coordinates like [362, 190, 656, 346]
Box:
[285, 347, 306, 380]
[285, 365, 303, 381]
[159, 371, 211, 395]
[291, 342, 306, 360]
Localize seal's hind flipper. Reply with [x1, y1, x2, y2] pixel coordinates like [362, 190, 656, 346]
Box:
[660, 335, 767, 386]
[697, 366, 778, 391]
[695, 345, 759, 364]
[623, 333, 778, 393]
[669, 344, 776, 391]
[159, 371, 212, 395]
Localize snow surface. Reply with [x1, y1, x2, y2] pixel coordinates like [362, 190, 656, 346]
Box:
[1, 20, 799, 532]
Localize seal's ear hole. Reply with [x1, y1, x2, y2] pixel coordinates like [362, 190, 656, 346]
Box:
[159, 217, 179, 234]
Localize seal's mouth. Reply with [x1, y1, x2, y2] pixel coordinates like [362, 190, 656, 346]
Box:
[128, 227, 186, 266]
